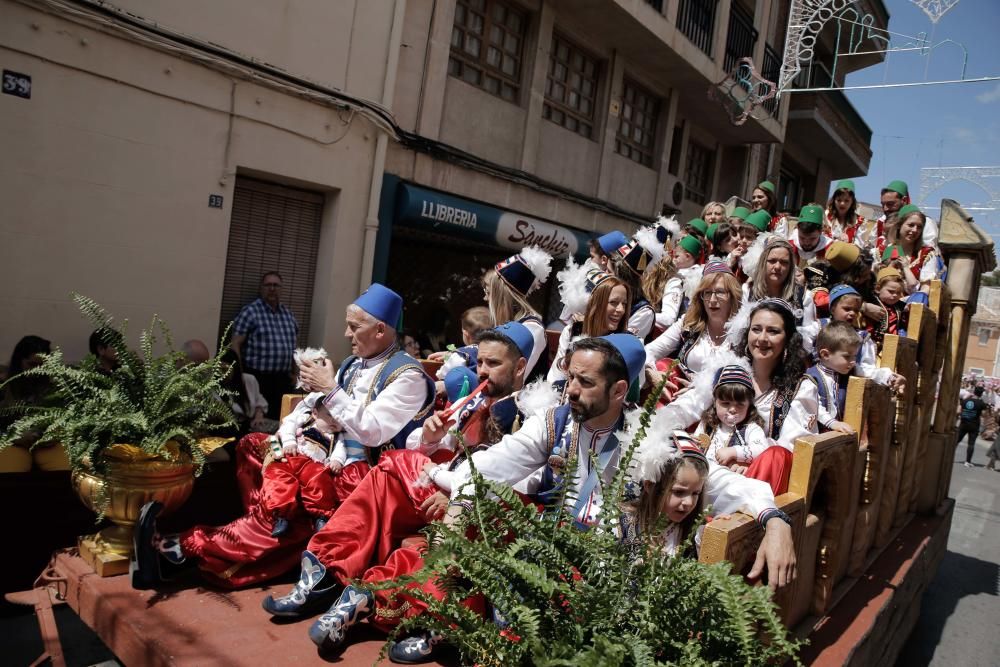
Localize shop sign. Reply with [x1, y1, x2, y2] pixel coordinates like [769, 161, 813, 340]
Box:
[396, 183, 590, 259]
[497, 213, 574, 257]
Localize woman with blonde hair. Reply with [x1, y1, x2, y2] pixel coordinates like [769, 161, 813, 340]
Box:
[701, 201, 727, 227]
[743, 238, 818, 348]
[645, 261, 741, 387]
[481, 247, 553, 376]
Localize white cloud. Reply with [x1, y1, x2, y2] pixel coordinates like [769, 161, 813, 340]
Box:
[976, 83, 1000, 104]
[950, 126, 976, 142]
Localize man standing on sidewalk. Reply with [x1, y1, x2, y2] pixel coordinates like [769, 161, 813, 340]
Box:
[231, 271, 299, 419]
[958, 386, 988, 468]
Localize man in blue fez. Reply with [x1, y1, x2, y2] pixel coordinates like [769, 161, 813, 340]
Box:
[131, 283, 433, 591]
[444, 333, 796, 587]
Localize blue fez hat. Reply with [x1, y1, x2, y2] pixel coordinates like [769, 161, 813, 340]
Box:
[829, 284, 860, 306]
[494, 247, 552, 298]
[444, 366, 478, 404]
[597, 230, 629, 255]
[353, 282, 403, 328]
[599, 333, 645, 385]
[493, 321, 534, 361]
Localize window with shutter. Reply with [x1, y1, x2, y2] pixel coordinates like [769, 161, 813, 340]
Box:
[219, 176, 324, 348]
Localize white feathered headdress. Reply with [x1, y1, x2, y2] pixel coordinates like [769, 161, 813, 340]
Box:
[681, 264, 705, 301]
[656, 214, 682, 244]
[634, 225, 666, 265]
[518, 246, 554, 291]
[556, 256, 596, 318]
[516, 378, 562, 418]
[739, 231, 776, 278]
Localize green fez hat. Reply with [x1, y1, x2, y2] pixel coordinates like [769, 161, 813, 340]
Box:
[706, 222, 720, 239]
[882, 179, 909, 197]
[798, 204, 824, 228]
[835, 179, 855, 193]
[897, 203, 922, 219]
[757, 180, 776, 195]
[731, 206, 751, 221]
[746, 210, 771, 232]
[687, 218, 708, 235]
[678, 235, 703, 256]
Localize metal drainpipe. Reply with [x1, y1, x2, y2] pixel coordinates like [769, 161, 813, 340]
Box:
[359, 0, 406, 289]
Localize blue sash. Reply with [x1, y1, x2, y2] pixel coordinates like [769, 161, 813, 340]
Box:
[537, 405, 623, 527]
[807, 366, 849, 421]
[335, 349, 435, 465]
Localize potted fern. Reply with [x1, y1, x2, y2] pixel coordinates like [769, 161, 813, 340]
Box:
[0, 294, 236, 574]
[369, 382, 802, 666]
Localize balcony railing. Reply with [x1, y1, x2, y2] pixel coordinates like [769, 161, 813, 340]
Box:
[676, 0, 718, 56]
[723, 2, 757, 73]
[761, 43, 781, 118]
[793, 62, 873, 146]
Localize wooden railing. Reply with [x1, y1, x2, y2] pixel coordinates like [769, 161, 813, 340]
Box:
[699, 280, 954, 628]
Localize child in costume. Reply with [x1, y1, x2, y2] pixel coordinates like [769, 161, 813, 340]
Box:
[623, 431, 710, 557]
[825, 285, 905, 392]
[265, 392, 342, 537]
[655, 234, 704, 329]
[866, 267, 909, 346]
[692, 365, 769, 473]
[613, 226, 666, 340]
[808, 322, 862, 434]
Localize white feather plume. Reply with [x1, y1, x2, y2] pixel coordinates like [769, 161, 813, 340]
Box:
[681, 264, 704, 300]
[725, 298, 757, 350]
[631, 407, 688, 485]
[436, 348, 470, 380]
[518, 246, 554, 289]
[634, 226, 666, 264]
[294, 347, 329, 388]
[739, 231, 776, 278]
[515, 378, 561, 418]
[556, 256, 593, 318]
[657, 214, 682, 241]
[689, 348, 748, 404]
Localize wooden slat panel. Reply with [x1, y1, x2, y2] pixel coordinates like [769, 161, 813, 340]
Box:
[218, 177, 324, 348]
[874, 335, 918, 545]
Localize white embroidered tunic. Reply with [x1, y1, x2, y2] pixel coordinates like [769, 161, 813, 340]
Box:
[321, 346, 429, 463]
[445, 411, 780, 524]
[655, 265, 704, 329]
[644, 321, 733, 375]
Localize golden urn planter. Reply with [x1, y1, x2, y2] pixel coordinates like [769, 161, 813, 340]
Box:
[71, 443, 195, 577]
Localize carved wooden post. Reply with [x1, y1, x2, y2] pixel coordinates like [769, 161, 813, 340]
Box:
[926, 199, 996, 510]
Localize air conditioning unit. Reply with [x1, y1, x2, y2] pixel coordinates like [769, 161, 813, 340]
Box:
[661, 173, 685, 213]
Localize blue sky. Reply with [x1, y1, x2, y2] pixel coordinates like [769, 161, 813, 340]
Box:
[832, 0, 1000, 256]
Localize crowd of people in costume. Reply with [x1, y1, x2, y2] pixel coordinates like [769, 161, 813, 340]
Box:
[116, 177, 946, 662]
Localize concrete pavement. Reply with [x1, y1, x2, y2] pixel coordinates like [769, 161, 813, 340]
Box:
[895, 435, 1000, 666]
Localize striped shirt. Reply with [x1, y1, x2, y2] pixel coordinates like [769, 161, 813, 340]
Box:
[233, 298, 299, 372]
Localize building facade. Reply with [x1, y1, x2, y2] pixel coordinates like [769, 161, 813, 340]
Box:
[1, 0, 886, 361]
[964, 286, 1000, 378]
